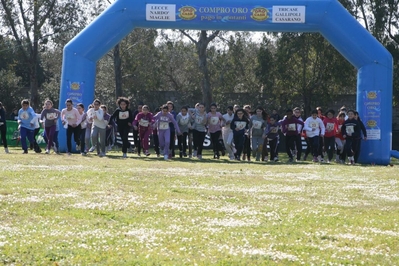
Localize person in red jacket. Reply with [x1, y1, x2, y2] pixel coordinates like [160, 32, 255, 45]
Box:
[323, 109, 339, 163]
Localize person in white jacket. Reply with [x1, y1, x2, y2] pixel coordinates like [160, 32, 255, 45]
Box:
[87, 99, 108, 157]
[303, 110, 325, 162]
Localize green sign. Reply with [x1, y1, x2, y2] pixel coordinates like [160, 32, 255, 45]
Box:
[3, 121, 46, 147]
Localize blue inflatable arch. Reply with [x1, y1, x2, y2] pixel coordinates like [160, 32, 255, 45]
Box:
[59, 0, 393, 164]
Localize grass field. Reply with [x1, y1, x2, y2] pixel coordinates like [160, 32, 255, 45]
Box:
[0, 147, 398, 265]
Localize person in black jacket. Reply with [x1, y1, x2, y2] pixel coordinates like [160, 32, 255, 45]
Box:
[230, 108, 249, 161]
[111, 97, 134, 158]
[341, 110, 363, 165]
[353, 111, 367, 163]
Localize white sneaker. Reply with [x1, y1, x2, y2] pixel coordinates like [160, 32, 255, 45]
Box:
[4, 148, 9, 154]
[89, 146, 96, 152]
[317, 156, 324, 162]
[122, 153, 127, 158]
[53, 145, 58, 153]
[193, 150, 197, 157]
[76, 144, 80, 151]
[45, 149, 50, 154]
[99, 152, 105, 157]
[164, 154, 168, 160]
[264, 156, 268, 162]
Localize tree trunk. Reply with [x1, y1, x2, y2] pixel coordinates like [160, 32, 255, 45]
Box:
[113, 44, 123, 99]
[197, 31, 213, 107]
[31, 4, 40, 110]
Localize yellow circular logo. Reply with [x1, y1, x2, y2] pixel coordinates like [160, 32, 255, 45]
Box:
[367, 91, 377, 99]
[251, 7, 269, 21]
[71, 82, 80, 91]
[367, 120, 377, 127]
[179, 6, 196, 20]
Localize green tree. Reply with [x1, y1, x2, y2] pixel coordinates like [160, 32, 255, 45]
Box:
[180, 30, 220, 107]
[0, 0, 85, 108]
[257, 33, 356, 117]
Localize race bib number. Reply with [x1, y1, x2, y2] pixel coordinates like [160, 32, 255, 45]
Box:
[119, 111, 129, 119]
[139, 119, 149, 127]
[326, 123, 334, 131]
[46, 113, 57, 120]
[253, 121, 262, 129]
[210, 117, 219, 125]
[310, 122, 318, 129]
[159, 121, 169, 130]
[20, 111, 29, 120]
[65, 114, 74, 120]
[180, 117, 189, 125]
[271, 127, 278, 133]
[288, 123, 296, 131]
[346, 125, 354, 134]
[235, 121, 246, 130]
[195, 116, 204, 124]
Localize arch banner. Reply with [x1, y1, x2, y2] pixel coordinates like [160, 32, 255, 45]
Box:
[59, 0, 393, 164]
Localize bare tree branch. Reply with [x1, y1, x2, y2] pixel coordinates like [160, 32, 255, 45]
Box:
[179, 30, 198, 44]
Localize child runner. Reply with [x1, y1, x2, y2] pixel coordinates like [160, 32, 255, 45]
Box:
[87, 99, 107, 157]
[353, 111, 367, 163]
[176, 106, 191, 158]
[230, 108, 250, 161]
[0, 102, 9, 153]
[222, 106, 235, 160]
[77, 103, 87, 155]
[303, 110, 326, 162]
[335, 111, 346, 163]
[153, 104, 181, 160]
[242, 105, 252, 161]
[207, 103, 224, 159]
[341, 110, 362, 165]
[41, 100, 61, 154]
[323, 109, 339, 163]
[100, 105, 113, 151]
[18, 99, 36, 154]
[281, 109, 304, 163]
[111, 97, 133, 158]
[292, 107, 304, 161]
[250, 106, 267, 161]
[152, 107, 161, 157]
[132, 102, 143, 156]
[133, 105, 154, 156]
[86, 104, 94, 153]
[31, 110, 42, 153]
[61, 99, 82, 155]
[191, 103, 208, 160]
[167, 101, 177, 158]
[263, 116, 281, 162]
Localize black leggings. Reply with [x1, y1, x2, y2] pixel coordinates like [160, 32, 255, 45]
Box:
[210, 131, 221, 155]
[0, 125, 7, 148]
[193, 130, 206, 156]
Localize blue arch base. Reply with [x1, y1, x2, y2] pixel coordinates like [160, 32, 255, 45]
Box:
[59, 0, 393, 165]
